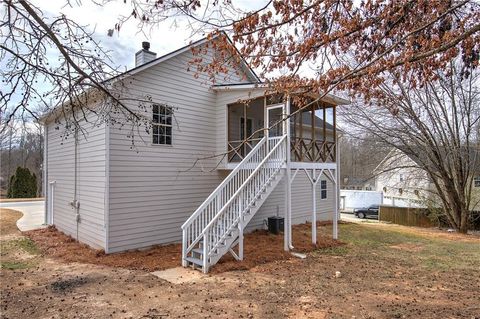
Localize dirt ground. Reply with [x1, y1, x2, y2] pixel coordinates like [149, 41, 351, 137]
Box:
[1, 208, 480, 319]
[0, 209, 22, 237]
[24, 222, 341, 273]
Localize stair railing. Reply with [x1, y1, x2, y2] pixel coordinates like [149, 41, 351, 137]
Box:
[200, 135, 287, 268]
[181, 135, 287, 268]
[181, 136, 268, 265]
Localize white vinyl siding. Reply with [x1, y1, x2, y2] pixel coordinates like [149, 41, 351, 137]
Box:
[107, 45, 250, 252]
[45, 113, 106, 249]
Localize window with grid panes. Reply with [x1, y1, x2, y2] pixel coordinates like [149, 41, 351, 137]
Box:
[152, 104, 172, 145]
[320, 180, 327, 199]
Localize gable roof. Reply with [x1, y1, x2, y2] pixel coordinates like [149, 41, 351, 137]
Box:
[112, 32, 260, 83]
[40, 33, 260, 123]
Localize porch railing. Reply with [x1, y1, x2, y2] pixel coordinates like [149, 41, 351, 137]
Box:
[290, 137, 336, 162]
[229, 137, 336, 163]
[227, 138, 263, 162]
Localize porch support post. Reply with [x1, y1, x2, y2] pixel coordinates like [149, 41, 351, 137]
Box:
[243, 103, 247, 156]
[284, 168, 291, 251]
[284, 95, 293, 250]
[263, 96, 267, 135]
[333, 166, 339, 240]
[312, 168, 317, 245]
[311, 102, 315, 161]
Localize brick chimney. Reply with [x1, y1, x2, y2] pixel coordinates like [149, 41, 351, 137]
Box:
[135, 41, 157, 66]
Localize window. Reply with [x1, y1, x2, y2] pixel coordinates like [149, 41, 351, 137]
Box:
[320, 180, 327, 199]
[474, 177, 480, 188]
[399, 173, 404, 182]
[152, 104, 172, 145]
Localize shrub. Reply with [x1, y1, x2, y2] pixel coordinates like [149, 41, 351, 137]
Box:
[7, 167, 38, 198]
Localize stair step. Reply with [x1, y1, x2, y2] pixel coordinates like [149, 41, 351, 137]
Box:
[193, 247, 224, 256]
[199, 242, 227, 249]
[185, 256, 203, 266]
[192, 248, 204, 255]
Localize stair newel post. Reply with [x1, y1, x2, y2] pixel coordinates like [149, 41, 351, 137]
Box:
[182, 228, 187, 267]
[202, 231, 208, 273]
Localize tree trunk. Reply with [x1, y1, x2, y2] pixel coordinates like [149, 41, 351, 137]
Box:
[459, 207, 469, 234]
[444, 195, 470, 234]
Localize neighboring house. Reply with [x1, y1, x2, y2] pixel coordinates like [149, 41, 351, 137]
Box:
[472, 177, 480, 211]
[41, 35, 349, 273]
[373, 150, 434, 207]
[374, 149, 480, 210]
[341, 176, 375, 190]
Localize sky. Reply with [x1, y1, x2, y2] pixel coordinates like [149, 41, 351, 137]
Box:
[2, 0, 336, 126]
[32, 0, 267, 71]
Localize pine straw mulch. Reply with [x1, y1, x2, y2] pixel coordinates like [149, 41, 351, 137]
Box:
[25, 221, 344, 274]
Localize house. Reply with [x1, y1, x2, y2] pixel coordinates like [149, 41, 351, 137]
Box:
[373, 150, 434, 207]
[374, 149, 480, 209]
[41, 35, 349, 273]
[341, 176, 375, 190]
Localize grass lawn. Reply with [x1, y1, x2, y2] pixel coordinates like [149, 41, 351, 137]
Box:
[1, 208, 479, 318]
[336, 223, 480, 271]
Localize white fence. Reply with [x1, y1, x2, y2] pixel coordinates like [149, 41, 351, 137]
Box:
[340, 190, 383, 212]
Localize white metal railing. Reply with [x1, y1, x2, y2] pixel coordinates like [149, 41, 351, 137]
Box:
[181, 135, 287, 268]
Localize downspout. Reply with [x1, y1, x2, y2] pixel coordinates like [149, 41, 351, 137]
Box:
[71, 128, 80, 240]
[43, 125, 48, 225]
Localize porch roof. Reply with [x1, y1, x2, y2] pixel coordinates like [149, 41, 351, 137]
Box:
[212, 83, 351, 106]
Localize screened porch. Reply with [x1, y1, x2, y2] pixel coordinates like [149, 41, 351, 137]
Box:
[227, 96, 337, 164]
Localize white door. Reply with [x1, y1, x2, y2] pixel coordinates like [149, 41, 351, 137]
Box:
[266, 104, 285, 138]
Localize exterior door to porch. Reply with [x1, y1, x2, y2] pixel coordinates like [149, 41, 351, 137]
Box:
[266, 104, 284, 138]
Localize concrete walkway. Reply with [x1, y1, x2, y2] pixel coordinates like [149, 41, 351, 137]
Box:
[0, 200, 46, 231]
